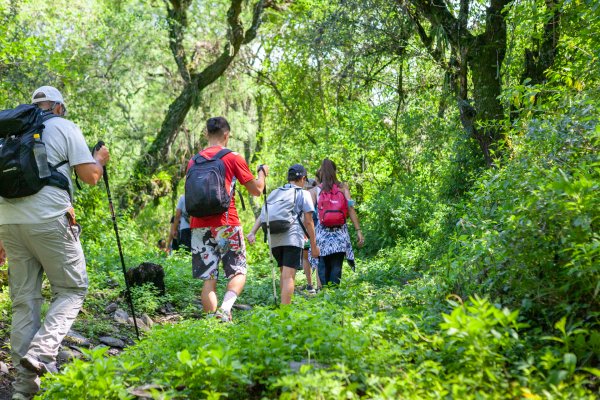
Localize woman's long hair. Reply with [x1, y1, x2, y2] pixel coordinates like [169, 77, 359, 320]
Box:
[319, 159, 340, 192]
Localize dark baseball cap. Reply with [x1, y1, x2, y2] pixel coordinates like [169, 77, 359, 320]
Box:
[287, 164, 307, 180]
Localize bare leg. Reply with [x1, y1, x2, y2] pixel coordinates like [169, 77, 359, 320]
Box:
[201, 279, 218, 313]
[315, 267, 322, 289]
[280, 266, 297, 305]
[302, 250, 313, 287]
[225, 273, 246, 297]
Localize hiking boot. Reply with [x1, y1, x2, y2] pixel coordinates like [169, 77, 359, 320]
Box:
[12, 392, 35, 400]
[20, 355, 58, 376]
[214, 308, 232, 323]
[305, 284, 316, 295]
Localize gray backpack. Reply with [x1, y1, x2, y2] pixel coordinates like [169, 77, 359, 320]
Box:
[260, 186, 307, 234]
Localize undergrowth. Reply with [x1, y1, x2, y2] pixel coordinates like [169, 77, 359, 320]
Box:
[39, 264, 598, 399]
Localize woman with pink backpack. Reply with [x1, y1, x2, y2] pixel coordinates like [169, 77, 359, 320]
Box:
[310, 159, 364, 286]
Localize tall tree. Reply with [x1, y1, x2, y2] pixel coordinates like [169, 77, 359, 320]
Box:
[124, 0, 272, 211]
[399, 0, 562, 166]
[399, 0, 512, 166]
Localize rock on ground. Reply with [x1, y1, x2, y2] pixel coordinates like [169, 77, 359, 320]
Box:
[114, 308, 129, 324]
[98, 336, 126, 348]
[62, 330, 91, 347]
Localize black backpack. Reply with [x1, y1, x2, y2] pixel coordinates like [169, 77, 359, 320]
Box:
[0, 104, 69, 199]
[185, 148, 235, 218]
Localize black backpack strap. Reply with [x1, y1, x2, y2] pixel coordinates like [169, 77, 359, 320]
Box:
[40, 114, 73, 196]
[236, 188, 246, 211]
[52, 160, 68, 169]
[193, 148, 232, 164]
[191, 153, 204, 164]
[213, 148, 232, 160]
[297, 214, 309, 237]
[74, 173, 83, 190]
[47, 160, 71, 199]
[41, 112, 58, 123]
[292, 187, 309, 237]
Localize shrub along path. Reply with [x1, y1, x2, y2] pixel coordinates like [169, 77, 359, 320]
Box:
[34, 256, 598, 399]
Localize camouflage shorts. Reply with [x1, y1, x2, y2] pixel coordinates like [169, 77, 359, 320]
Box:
[191, 226, 247, 280]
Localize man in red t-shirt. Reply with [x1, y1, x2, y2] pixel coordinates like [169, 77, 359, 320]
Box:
[187, 117, 268, 322]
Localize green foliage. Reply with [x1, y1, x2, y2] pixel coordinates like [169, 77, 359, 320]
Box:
[40, 347, 141, 399]
[440, 94, 599, 322]
[39, 289, 597, 399]
[129, 284, 161, 316]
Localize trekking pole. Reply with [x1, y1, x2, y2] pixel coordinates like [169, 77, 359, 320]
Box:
[259, 165, 278, 306]
[95, 141, 140, 340]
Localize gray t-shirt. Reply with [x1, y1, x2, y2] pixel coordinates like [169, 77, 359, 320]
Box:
[262, 184, 315, 248]
[176, 194, 190, 230]
[0, 117, 95, 224]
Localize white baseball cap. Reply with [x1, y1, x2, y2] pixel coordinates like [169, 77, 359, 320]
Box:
[31, 86, 65, 105]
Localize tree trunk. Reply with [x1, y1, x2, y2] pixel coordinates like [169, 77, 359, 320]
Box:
[467, 1, 509, 165]
[122, 0, 267, 212]
[521, 0, 560, 85]
[401, 0, 511, 167]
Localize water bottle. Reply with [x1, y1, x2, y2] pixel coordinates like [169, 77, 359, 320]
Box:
[32, 133, 51, 178]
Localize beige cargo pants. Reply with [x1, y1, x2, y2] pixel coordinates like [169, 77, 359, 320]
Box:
[0, 214, 87, 395]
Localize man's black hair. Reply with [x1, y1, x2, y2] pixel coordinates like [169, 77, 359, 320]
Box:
[206, 117, 230, 136]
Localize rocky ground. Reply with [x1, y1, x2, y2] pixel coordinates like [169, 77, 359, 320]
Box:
[0, 302, 184, 400]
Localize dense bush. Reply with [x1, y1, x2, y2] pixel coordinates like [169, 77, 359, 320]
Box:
[440, 95, 599, 324]
[40, 284, 597, 399]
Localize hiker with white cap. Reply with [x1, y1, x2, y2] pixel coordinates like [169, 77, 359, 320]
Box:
[0, 85, 109, 400]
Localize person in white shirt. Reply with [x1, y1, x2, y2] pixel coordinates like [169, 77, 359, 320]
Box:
[0, 86, 109, 400]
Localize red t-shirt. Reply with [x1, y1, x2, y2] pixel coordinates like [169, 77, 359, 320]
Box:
[187, 145, 255, 228]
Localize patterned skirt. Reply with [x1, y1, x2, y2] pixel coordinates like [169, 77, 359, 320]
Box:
[309, 222, 355, 268]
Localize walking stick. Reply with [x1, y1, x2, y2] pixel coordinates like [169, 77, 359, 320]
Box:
[259, 165, 278, 306]
[95, 141, 140, 339]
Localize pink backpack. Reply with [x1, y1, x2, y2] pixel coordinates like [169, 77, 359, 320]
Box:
[317, 184, 348, 227]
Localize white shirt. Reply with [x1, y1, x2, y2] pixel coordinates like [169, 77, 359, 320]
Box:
[0, 117, 95, 224]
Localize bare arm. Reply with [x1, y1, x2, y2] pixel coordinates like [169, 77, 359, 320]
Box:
[166, 227, 175, 251]
[342, 183, 364, 247]
[246, 216, 263, 244]
[243, 167, 268, 196]
[304, 212, 320, 258]
[74, 145, 110, 185]
[172, 209, 182, 237]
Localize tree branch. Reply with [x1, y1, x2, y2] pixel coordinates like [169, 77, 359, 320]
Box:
[124, 0, 273, 211]
[401, 0, 474, 50]
[243, 0, 266, 44]
[250, 69, 318, 145]
[165, 0, 192, 83]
